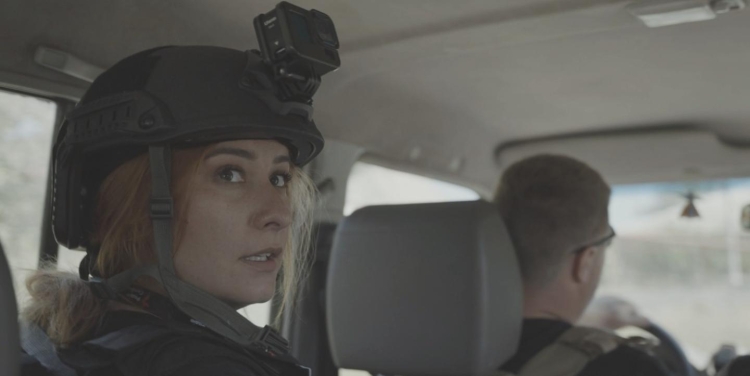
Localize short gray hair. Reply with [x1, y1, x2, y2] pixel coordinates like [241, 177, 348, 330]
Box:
[494, 155, 611, 287]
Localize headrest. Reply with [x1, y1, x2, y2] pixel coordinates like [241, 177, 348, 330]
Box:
[326, 200, 522, 376]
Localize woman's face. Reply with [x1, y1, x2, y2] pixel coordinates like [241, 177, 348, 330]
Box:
[174, 139, 293, 307]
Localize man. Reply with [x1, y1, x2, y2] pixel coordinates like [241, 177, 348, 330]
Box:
[495, 155, 671, 376]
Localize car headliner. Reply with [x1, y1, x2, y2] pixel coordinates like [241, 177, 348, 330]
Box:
[3, 0, 750, 196]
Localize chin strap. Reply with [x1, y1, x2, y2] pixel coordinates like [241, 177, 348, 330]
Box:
[85, 145, 293, 362]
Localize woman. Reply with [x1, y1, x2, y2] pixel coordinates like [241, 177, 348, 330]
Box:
[21, 44, 327, 376]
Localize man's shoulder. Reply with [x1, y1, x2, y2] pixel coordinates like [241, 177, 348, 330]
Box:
[501, 320, 671, 376]
[580, 343, 671, 376]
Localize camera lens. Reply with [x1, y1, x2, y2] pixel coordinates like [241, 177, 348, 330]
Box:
[312, 12, 338, 49]
[288, 11, 313, 43]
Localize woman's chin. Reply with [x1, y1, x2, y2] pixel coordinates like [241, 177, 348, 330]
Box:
[225, 288, 275, 309]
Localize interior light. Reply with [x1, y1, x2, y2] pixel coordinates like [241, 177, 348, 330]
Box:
[34, 46, 104, 83]
[628, 0, 745, 28]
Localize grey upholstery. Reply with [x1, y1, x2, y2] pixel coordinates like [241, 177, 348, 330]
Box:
[0, 239, 20, 376]
[326, 200, 522, 376]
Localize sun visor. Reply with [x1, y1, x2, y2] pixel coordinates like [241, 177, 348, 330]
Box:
[326, 200, 522, 376]
[497, 129, 750, 185]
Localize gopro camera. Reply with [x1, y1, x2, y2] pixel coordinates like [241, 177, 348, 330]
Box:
[254, 2, 340, 78]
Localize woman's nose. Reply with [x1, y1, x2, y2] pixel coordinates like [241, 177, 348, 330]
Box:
[251, 191, 292, 231]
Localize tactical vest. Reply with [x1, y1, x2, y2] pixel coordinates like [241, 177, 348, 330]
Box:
[498, 326, 652, 376]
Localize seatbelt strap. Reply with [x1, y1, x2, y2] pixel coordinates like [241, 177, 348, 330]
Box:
[19, 322, 77, 376]
[499, 326, 623, 376]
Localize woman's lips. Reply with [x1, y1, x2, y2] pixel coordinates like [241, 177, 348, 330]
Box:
[239, 247, 282, 272]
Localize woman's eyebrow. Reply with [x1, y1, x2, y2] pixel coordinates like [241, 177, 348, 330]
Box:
[204, 147, 257, 161]
[204, 148, 291, 164]
[273, 155, 291, 164]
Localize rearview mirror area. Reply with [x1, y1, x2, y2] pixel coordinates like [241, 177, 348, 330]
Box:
[741, 205, 750, 231]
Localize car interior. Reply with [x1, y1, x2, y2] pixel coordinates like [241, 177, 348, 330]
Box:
[2, 1, 750, 376]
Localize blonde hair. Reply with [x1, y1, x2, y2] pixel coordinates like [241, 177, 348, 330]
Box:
[23, 144, 316, 347]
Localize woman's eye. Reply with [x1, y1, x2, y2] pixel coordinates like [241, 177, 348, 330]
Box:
[270, 173, 291, 188]
[218, 167, 245, 183]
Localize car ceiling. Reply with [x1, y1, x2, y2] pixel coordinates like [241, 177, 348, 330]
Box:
[3, 0, 750, 196]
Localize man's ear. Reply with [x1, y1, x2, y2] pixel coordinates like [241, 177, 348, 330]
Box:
[572, 247, 597, 284]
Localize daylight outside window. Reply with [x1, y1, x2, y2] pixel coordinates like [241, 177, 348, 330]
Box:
[344, 161, 480, 216]
[598, 179, 750, 367]
[0, 89, 56, 307]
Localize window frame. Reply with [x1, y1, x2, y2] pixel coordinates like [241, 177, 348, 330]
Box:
[40, 97, 75, 268]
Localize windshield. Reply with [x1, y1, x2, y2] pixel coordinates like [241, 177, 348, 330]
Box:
[598, 178, 750, 367]
[344, 161, 479, 215]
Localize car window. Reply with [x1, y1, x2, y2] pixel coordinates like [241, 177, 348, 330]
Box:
[599, 179, 750, 366]
[0, 89, 56, 307]
[340, 161, 479, 376]
[344, 161, 480, 215]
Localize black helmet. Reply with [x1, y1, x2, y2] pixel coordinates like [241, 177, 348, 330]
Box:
[51, 45, 331, 355]
[53, 46, 324, 250]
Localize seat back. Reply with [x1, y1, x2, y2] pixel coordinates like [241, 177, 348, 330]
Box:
[0, 239, 20, 376]
[326, 200, 522, 376]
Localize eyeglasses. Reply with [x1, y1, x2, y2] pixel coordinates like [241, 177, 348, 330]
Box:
[572, 226, 616, 254]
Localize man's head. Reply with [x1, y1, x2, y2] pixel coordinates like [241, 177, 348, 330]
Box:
[494, 154, 612, 323]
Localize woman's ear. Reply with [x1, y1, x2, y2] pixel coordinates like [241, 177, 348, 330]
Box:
[572, 247, 597, 284]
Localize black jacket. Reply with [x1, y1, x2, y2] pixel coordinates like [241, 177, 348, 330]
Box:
[501, 319, 672, 376]
[59, 310, 308, 376]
